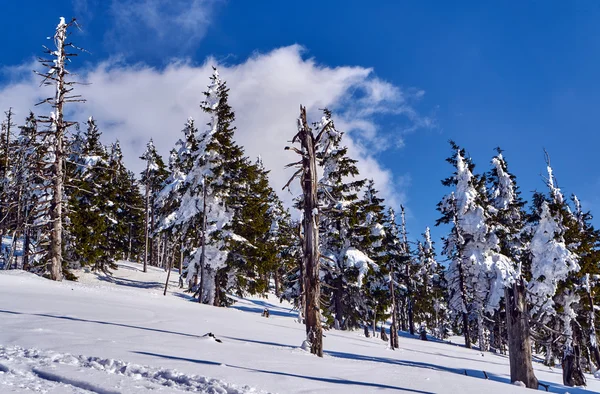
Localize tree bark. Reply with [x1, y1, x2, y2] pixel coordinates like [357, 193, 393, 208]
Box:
[505, 281, 538, 389]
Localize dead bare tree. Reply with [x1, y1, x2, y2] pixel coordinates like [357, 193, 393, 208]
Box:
[284, 105, 325, 357]
[35, 17, 85, 281]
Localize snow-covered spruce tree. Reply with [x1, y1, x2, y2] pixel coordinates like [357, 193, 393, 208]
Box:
[486, 148, 537, 388]
[0, 108, 17, 260]
[315, 109, 370, 330]
[436, 142, 514, 350]
[67, 117, 118, 272]
[34, 18, 86, 280]
[570, 195, 600, 371]
[154, 118, 199, 275]
[397, 205, 416, 335]
[107, 142, 145, 263]
[265, 186, 295, 297]
[356, 180, 388, 336]
[381, 207, 405, 348]
[9, 112, 41, 270]
[140, 139, 168, 272]
[175, 68, 248, 306]
[413, 227, 446, 339]
[227, 157, 281, 297]
[526, 162, 583, 385]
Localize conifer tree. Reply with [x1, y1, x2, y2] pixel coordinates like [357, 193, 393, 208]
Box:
[315, 109, 369, 330]
[413, 227, 445, 338]
[140, 139, 168, 272]
[437, 141, 514, 350]
[357, 180, 388, 336]
[175, 68, 245, 306]
[67, 117, 116, 272]
[487, 148, 537, 388]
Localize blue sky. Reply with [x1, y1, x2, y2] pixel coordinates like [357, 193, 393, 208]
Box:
[2, 0, 600, 246]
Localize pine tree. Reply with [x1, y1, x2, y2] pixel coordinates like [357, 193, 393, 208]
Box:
[357, 180, 388, 336]
[140, 139, 168, 272]
[67, 117, 115, 272]
[437, 141, 514, 350]
[175, 68, 245, 306]
[570, 196, 600, 371]
[526, 161, 582, 386]
[413, 227, 445, 339]
[315, 109, 369, 330]
[487, 148, 537, 388]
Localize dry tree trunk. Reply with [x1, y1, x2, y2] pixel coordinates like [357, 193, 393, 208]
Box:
[298, 106, 323, 357]
[284, 105, 323, 356]
[505, 280, 538, 389]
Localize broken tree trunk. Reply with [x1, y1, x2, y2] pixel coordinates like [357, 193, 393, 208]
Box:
[505, 280, 538, 389]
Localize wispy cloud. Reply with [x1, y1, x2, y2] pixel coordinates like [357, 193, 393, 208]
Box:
[106, 0, 221, 58]
[0, 45, 429, 211]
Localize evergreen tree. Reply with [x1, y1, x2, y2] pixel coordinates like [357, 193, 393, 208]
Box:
[357, 180, 388, 335]
[67, 117, 116, 272]
[140, 139, 168, 272]
[315, 109, 369, 330]
[175, 68, 246, 306]
[487, 148, 537, 388]
[437, 142, 514, 350]
[413, 227, 446, 338]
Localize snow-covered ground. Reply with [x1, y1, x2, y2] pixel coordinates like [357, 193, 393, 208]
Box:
[0, 262, 598, 393]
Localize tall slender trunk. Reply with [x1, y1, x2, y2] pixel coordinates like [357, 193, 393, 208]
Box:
[298, 106, 322, 357]
[179, 239, 183, 276]
[126, 223, 132, 261]
[406, 264, 414, 335]
[49, 108, 63, 281]
[477, 314, 488, 352]
[143, 165, 150, 273]
[198, 176, 207, 304]
[505, 280, 538, 388]
[389, 268, 399, 348]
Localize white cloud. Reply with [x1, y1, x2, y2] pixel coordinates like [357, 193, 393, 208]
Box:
[0, 45, 430, 211]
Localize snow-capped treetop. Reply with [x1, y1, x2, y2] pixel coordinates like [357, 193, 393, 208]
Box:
[490, 153, 515, 211]
[546, 164, 564, 205]
[141, 139, 160, 172]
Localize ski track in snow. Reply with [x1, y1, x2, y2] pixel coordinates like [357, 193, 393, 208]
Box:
[0, 345, 262, 394]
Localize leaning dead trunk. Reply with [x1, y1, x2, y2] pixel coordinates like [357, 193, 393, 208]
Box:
[505, 280, 538, 389]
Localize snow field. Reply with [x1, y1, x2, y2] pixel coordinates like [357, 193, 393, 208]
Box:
[0, 262, 598, 393]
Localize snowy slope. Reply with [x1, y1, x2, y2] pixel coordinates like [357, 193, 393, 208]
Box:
[0, 262, 598, 394]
